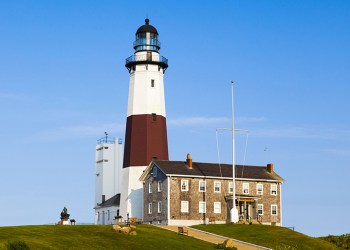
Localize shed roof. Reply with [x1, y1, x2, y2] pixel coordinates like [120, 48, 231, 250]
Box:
[94, 194, 120, 209]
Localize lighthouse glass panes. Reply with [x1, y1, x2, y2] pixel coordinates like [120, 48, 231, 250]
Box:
[134, 32, 160, 52]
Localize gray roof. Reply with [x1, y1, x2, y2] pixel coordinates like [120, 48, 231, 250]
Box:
[153, 160, 284, 182]
[94, 194, 120, 209]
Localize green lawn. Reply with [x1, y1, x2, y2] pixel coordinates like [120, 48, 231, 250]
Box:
[0, 224, 215, 250]
[192, 224, 339, 250]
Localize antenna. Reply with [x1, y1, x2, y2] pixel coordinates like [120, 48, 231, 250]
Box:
[104, 132, 108, 143]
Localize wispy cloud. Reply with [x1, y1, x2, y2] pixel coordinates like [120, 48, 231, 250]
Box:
[167, 116, 266, 127]
[0, 92, 34, 102]
[31, 122, 125, 141]
[252, 127, 350, 140]
[321, 148, 350, 157]
[236, 117, 267, 123]
[167, 116, 230, 126]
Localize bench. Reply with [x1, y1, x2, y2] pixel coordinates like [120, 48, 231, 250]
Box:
[209, 217, 216, 224]
[178, 226, 189, 236]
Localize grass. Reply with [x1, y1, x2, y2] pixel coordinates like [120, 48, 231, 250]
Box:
[320, 234, 350, 249]
[0, 224, 215, 250]
[192, 224, 339, 250]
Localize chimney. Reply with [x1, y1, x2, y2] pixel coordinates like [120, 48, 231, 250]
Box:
[102, 195, 106, 203]
[267, 163, 274, 173]
[186, 153, 193, 169]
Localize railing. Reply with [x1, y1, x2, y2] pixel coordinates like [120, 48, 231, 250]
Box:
[96, 137, 115, 144]
[125, 54, 168, 66]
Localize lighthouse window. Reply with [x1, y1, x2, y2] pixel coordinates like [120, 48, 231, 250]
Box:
[152, 113, 157, 122]
[151, 79, 155, 87]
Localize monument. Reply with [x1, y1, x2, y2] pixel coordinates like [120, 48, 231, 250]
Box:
[59, 207, 70, 225]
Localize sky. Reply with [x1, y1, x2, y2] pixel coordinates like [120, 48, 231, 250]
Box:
[0, 0, 349, 237]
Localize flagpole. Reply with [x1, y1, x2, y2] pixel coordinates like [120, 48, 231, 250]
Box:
[230, 80, 239, 223]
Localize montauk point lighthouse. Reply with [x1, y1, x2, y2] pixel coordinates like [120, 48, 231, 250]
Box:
[119, 19, 169, 219]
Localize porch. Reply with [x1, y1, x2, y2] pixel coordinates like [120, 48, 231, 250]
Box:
[225, 195, 262, 224]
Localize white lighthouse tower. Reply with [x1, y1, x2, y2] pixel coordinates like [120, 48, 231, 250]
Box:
[120, 19, 169, 220]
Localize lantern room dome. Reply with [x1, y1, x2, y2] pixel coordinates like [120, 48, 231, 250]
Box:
[136, 18, 158, 35]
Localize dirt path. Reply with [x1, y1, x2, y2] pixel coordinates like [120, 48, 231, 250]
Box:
[158, 225, 271, 250]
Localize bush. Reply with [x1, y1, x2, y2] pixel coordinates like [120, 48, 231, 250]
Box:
[215, 243, 237, 250]
[320, 233, 350, 249]
[6, 240, 30, 250]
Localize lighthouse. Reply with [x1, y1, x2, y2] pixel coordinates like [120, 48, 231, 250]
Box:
[120, 19, 169, 219]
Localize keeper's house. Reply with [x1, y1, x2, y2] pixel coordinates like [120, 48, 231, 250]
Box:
[140, 154, 284, 226]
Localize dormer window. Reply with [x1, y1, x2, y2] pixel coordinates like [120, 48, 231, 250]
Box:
[152, 166, 157, 177]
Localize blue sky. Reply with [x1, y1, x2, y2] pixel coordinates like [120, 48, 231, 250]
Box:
[0, 1, 349, 237]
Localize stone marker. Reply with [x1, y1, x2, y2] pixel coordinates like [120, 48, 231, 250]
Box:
[112, 225, 121, 232]
[224, 239, 235, 248]
[129, 231, 137, 236]
[120, 227, 131, 234]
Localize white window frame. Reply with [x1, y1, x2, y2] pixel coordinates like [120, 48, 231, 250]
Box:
[181, 201, 189, 213]
[271, 205, 278, 215]
[214, 202, 221, 214]
[257, 183, 263, 195]
[181, 180, 189, 191]
[148, 181, 152, 193]
[199, 181, 206, 192]
[243, 182, 249, 194]
[157, 201, 162, 213]
[157, 180, 162, 192]
[271, 184, 277, 195]
[148, 203, 152, 214]
[214, 181, 221, 193]
[199, 201, 206, 213]
[257, 204, 263, 215]
[228, 181, 233, 193]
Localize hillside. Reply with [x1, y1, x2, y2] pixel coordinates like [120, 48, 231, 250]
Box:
[0, 224, 215, 250]
[320, 234, 350, 249]
[192, 224, 339, 250]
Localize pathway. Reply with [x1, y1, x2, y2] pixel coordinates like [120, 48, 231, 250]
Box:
[157, 225, 271, 250]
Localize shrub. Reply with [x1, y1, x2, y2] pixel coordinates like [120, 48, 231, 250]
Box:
[6, 240, 30, 250]
[320, 233, 350, 249]
[215, 243, 237, 250]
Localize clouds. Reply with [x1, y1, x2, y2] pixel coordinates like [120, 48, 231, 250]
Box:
[31, 122, 125, 141]
[167, 116, 230, 126]
[253, 127, 350, 140]
[167, 116, 266, 127]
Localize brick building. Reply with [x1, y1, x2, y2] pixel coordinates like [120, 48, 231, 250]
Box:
[140, 154, 284, 226]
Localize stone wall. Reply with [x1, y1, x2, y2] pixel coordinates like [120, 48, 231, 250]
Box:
[143, 166, 168, 224]
[168, 178, 281, 224]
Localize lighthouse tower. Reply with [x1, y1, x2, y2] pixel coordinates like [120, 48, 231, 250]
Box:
[120, 19, 169, 219]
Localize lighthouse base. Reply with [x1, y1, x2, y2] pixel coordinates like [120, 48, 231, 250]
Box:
[119, 166, 147, 220]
